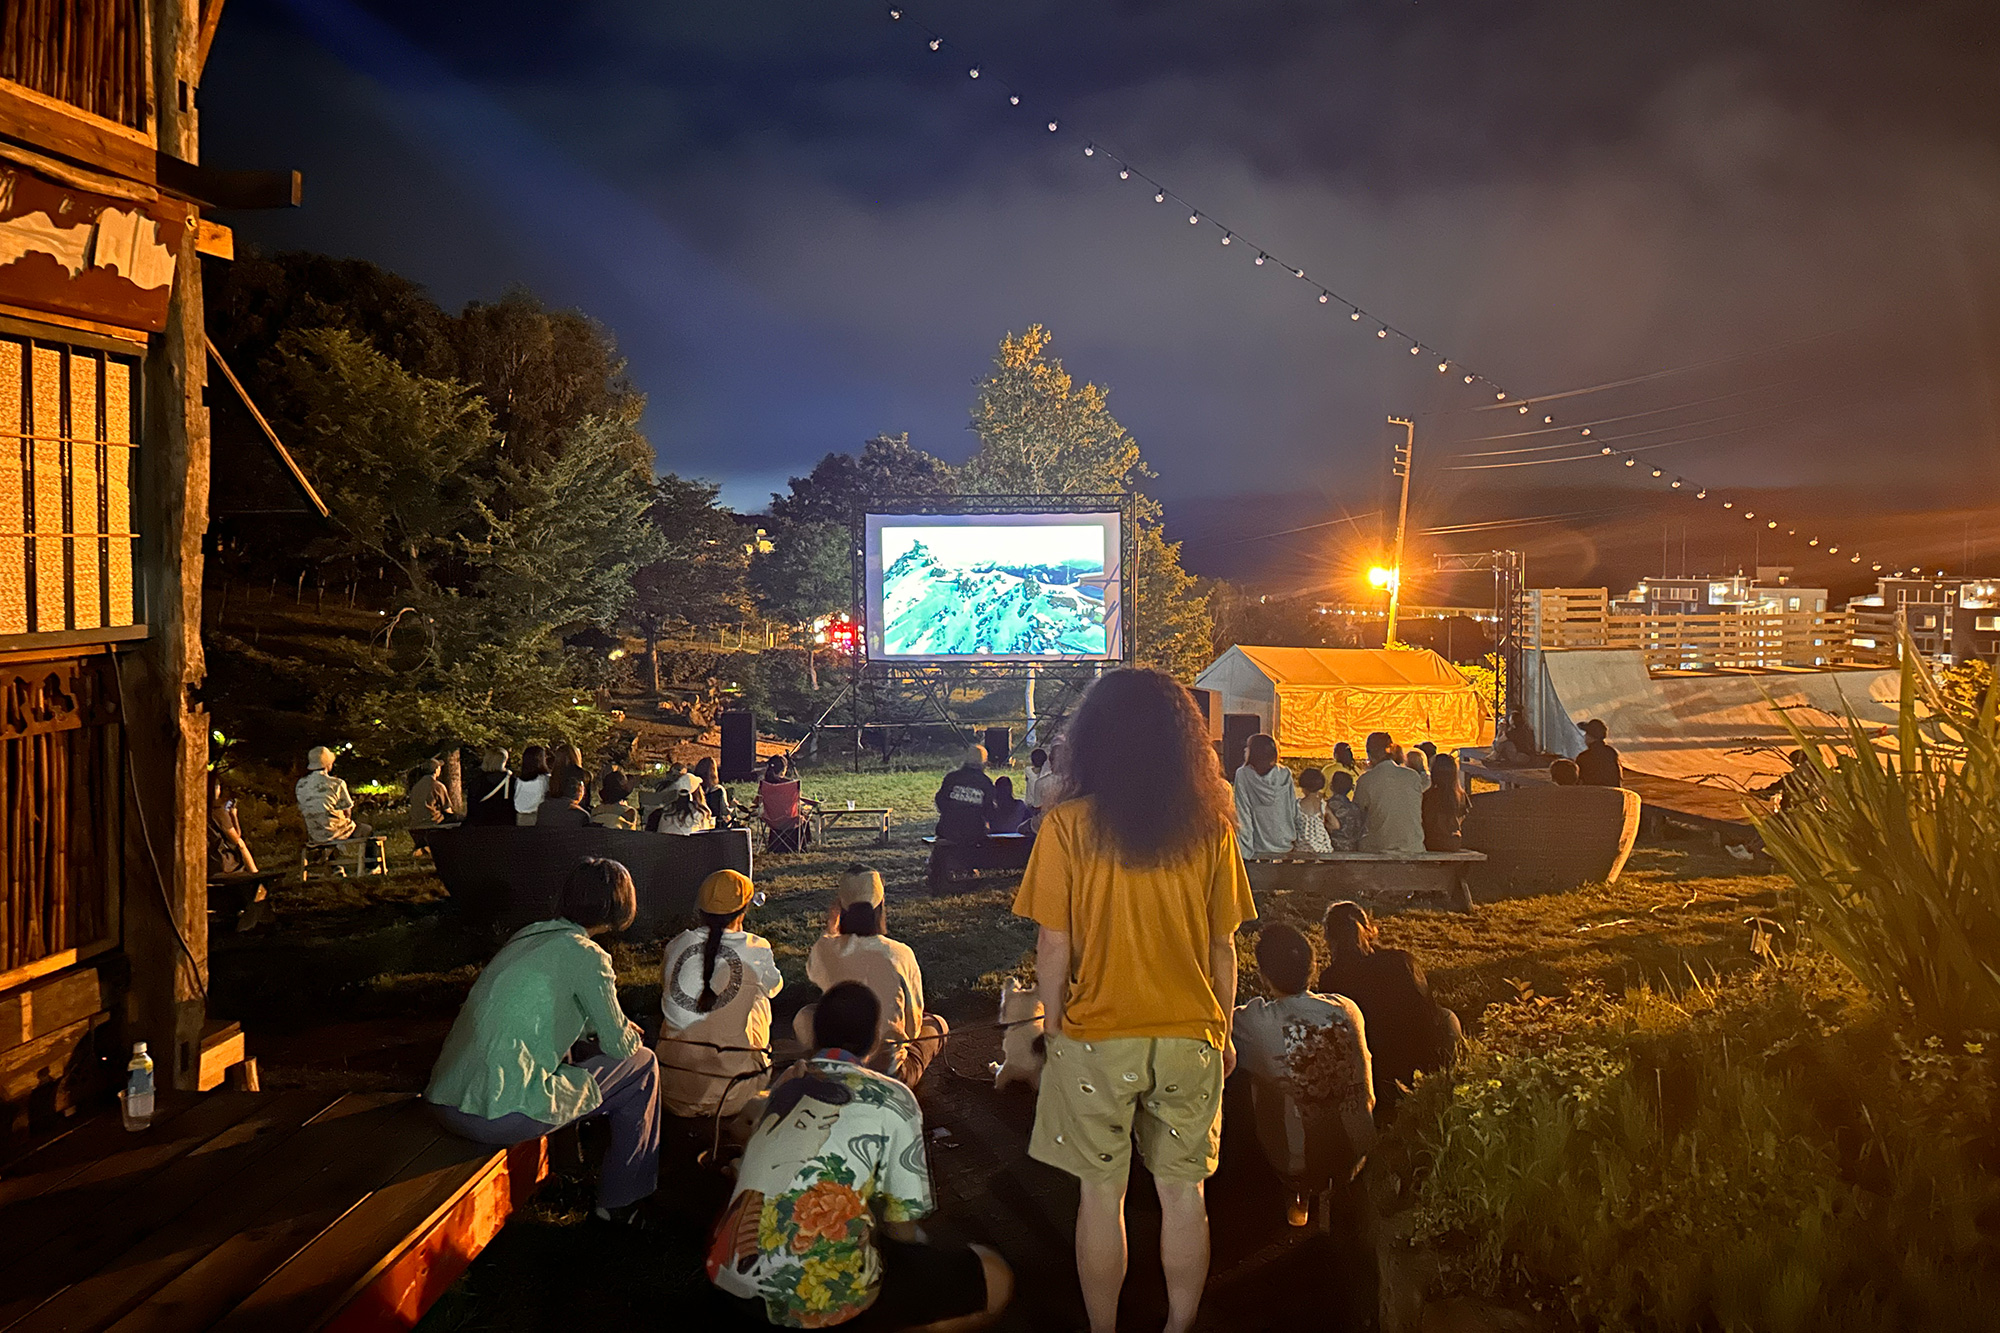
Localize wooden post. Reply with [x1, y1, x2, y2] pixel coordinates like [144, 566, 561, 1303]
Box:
[124, 0, 210, 1092]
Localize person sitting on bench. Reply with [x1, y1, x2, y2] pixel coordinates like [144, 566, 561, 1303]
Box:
[793, 867, 949, 1088]
[591, 769, 641, 829]
[295, 745, 377, 869]
[208, 773, 256, 876]
[1232, 924, 1375, 1202]
[1354, 732, 1425, 855]
[987, 776, 1031, 836]
[1325, 770, 1361, 852]
[465, 749, 517, 826]
[1290, 767, 1337, 855]
[424, 858, 660, 1225]
[650, 773, 717, 835]
[709, 981, 1013, 1330]
[658, 870, 782, 1122]
[928, 747, 994, 887]
[1548, 757, 1581, 786]
[406, 756, 456, 850]
[537, 775, 595, 829]
[1233, 734, 1297, 858]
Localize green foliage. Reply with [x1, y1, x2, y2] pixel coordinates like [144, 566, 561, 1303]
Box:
[1405, 969, 2000, 1332]
[450, 291, 646, 468]
[1758, 641, 2000, 1034]
[1937, 657, 1996, 722]
[959, 326, 1213, 677]
[768, 433, 955, 530]
[750, 520, 852, 625]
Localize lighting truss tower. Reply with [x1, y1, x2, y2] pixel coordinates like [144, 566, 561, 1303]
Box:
[1386, 416, 1415, 645]
[1434, 549, 1526, 726]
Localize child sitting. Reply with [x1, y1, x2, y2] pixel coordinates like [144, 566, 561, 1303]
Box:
[1232, 924, 1375, 1190]
[791, 867, 948, 1087]
[1291, 767, 1336, 854]
[1325, 770, 1361, 851]
[658, 870, 782, 1121]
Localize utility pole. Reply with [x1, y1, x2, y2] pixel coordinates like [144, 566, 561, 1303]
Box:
[1386, 416, 1415, 646]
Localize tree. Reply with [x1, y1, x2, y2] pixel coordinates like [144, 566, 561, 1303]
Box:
[450, 292, 648, 470]
[627, 474, 752, 694]
[750, 521, 853, 690]
[960, 325, 1214, 677]
[769, 433, 956, 529]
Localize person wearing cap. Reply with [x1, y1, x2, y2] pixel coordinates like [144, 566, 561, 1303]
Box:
[792, 866, 949, 1088]
[1576, 718, 1624, 788]
[295, 745, 376, 867]
[658, 869, 783, 1121]
[425, 858, 660, 1225]
[648, 771, 716, 836]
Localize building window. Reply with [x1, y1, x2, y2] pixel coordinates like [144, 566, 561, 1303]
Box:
[1787, 596, 1801, 611]
[1916, 615, 1937, 629]
[0, 335, 140, 637]
[1979, 617, 2000, 632]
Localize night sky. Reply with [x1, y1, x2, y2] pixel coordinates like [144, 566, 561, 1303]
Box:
[198, 0, 2000, 594]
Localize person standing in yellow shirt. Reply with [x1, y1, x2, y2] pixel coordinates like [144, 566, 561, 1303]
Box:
[1012, 669, 1258, 1333]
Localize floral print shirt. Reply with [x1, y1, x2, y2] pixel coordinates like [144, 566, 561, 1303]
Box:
[707, 1057, 934, 1327]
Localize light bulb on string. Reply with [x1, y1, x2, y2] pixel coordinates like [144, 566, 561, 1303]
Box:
[1009, 95, 1019, 105]
[1600, 446, 1613, 455]
[929, 38, 941, 50]
[1851, 555, 1862, 563]
[1696, 489, 1707, 499]
[1318, 293, 1329, 303]
[1544, 415, 1553, 423]
[1768, 521, 1778, 529]
[1221, 232, 1232, 245]
[1410, 345, 1422, 355]
[1495, 392, 1507, 401]
[1829, 546, 1839, 553]
[1873, 563, 1882, 571]
[1294, 268, 1306, 279]
[1438, 362, 1450, 373]
[889, 7, 902, 16]
[1464, 375, 1474, 384]
[1082, 143, 1093, 155]
[1723, 502, 1733, 509]
[1808, 538, 1818, 546]
[1046, 120, 1058, 131]
[1190, 212, 1200, 224]
[1671, 479, 1683, 488]
[1119, 168, 1129, 180]
[1651, 468, 1662, 477]
[1624, 457, 1636, 467]
[1257, 254, 1268, 266]
[1154, 190, 1165, 202]
[1580, 428, 1591, 436]
[1377, 328, 1388, 338]
[969, 68, 979, 78]
[1350, 311, 1361, 321]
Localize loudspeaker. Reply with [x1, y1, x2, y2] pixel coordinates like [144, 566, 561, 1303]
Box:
[719, 710, 759, 782]
[1185, 687, 1221, 739]
[983, 726, 1012, 766]
[1222, 713, 1261, 777]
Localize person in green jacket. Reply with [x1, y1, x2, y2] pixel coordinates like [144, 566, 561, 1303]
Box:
[425, 858, 660, 1222]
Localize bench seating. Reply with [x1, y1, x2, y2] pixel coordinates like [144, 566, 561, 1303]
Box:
[1243, 851, 1483, 912]
[0, 1091, 546, 1332]
[425, 825, 752, 939]
[921, 834, 1033, 891]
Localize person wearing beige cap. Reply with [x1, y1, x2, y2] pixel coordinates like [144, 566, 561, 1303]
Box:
[657, 869, 783, 1120]
[792, 865, 948, 1087]
[295, 744, 376, 867]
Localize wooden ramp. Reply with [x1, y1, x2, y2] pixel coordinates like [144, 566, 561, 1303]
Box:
[0, 1092, 546, 1332]
[1465, 761, 1764, 839]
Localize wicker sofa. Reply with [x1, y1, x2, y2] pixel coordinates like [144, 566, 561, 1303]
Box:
[1461, 784, 1640, 901]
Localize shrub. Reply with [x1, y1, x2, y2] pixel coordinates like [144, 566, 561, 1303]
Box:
[1758, 644, 2000, 1035]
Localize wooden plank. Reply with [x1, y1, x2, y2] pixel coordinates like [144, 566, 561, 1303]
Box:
[196, 1020, 244, 1091]
[0, 1092, 206, 1184]
[4, 1094, 396, 1333]
[0, 79, 154, 181]
[0, 967, 102, 1055]
[214, 1128, 546, 1333]
[196, 0, 229, 76]
[194, 218, 233, 260]
[81, 1098, 445, 1333]
[0, 1092, 336, 1328]
[0, 939, 118, 999]
[0, 1015, 108, 1131]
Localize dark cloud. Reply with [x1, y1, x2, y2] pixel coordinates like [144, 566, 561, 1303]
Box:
[201, 0, 2000, 589]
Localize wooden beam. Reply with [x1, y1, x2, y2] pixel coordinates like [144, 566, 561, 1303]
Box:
[197, 0, 229, 77]
[0, 79, 154, 181]
[205, 335, 331, 519]
[196, 219, 234, 260]
[155, 155, 303, 210]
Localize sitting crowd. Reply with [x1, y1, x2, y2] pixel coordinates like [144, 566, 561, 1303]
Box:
[1232, 729, 1469, 857]
[414, 668, 1464, 1333]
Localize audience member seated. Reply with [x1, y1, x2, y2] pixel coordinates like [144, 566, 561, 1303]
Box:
[537, 776, 594, 829]
[793, 867, 949, 1088]
[1354, 732, 1426, 855]
[1490, 708, 1539, 765]
[591, 770, 640, 829]
[1233, 733, 1297, 858]
[296, 745, 378, 868]
[1576, 718, 1624, 787]
[1023, 747, 1058, 811]
[1400, 746, 1432, 788]
[1326, 771, 1361, 852]
[1318, 901, 1461, 1123]
[464, 749, 517, 826]
[1422, 752, 1466, 852]
[514, 745, 552, 827]
[406, 757, 456, 849]
[1756, 749, 1818, 813]
[987, 776, 1031, 835]
[658, 870, 782, 1122]
[933, 746, 994, 843]
[208, 773, 256, 876]
[551, 743, 593, 809]
[693, 756, 735, 827]
[1232, 924, 1375, 1197]
[1548, 757, 1581, 786]
[1290, 767, 1336, 855]
[424, 859, 660, 1225]
[1330, 741, 1360, 781]
[709, 981, 1012, 1330]
[649, 774, 716, 836]
[757, 755, 816, 851]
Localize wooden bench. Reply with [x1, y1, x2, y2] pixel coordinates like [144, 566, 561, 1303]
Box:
[922, 833, 1033, 891]
[0, 1091, 547, 1332]
[1243, 851, 1483, 912]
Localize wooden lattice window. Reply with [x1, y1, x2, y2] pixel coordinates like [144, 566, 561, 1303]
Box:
[0, 335, 141, 638]
[0, 0, 151, 131]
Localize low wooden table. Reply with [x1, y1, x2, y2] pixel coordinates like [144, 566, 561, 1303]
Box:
[0, 1090, 546, 1332]
[812, 806, 893, 847]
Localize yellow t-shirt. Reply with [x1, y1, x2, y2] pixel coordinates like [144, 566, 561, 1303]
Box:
[1011, 798, 1258, 1048]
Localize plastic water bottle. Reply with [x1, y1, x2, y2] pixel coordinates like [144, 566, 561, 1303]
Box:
[122, 1041, 155, 1131]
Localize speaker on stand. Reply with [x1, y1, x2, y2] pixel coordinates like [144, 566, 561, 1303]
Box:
[720, 710, 759, 783]
[982, 726, 1012, 766]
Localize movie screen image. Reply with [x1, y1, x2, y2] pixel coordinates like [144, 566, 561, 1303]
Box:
[864, 512, 1124, 661]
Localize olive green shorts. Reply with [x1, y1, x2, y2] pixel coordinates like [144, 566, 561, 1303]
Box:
[1028, 1033, 1225, 1185]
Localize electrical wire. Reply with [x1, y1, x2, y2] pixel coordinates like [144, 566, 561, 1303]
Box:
[111, 653, 208, 1002]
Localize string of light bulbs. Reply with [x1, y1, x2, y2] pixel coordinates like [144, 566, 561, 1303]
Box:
[872, 5, 1893, 573]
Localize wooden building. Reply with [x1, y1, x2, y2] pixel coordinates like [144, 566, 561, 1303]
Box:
[0, 0, 295, 1136]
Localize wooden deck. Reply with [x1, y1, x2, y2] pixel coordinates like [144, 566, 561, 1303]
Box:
[0, 1092, 546, 1332]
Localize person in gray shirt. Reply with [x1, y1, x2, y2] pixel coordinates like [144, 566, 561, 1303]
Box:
[1354, 731, 1426, 854]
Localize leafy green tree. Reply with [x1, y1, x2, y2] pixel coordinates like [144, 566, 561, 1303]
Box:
[450, 292, 648, 470]
[627, 474, 753, 694]
[769, 433, 956, 529]
[960, 325, 1214, 678]
[750, 521, 853, 690]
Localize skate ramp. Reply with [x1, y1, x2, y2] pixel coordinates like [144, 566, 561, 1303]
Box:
[1524, 648, 1901, 791]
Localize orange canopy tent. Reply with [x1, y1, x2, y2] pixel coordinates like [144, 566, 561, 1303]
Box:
[1194, 645, 1493, 756]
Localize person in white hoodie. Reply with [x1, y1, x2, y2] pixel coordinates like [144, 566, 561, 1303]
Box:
[657, 869, 782, 1121]
[1233, 733, 1297, 858]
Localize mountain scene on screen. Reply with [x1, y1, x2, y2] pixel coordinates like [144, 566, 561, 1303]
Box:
[881, 540, 1108, 655]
